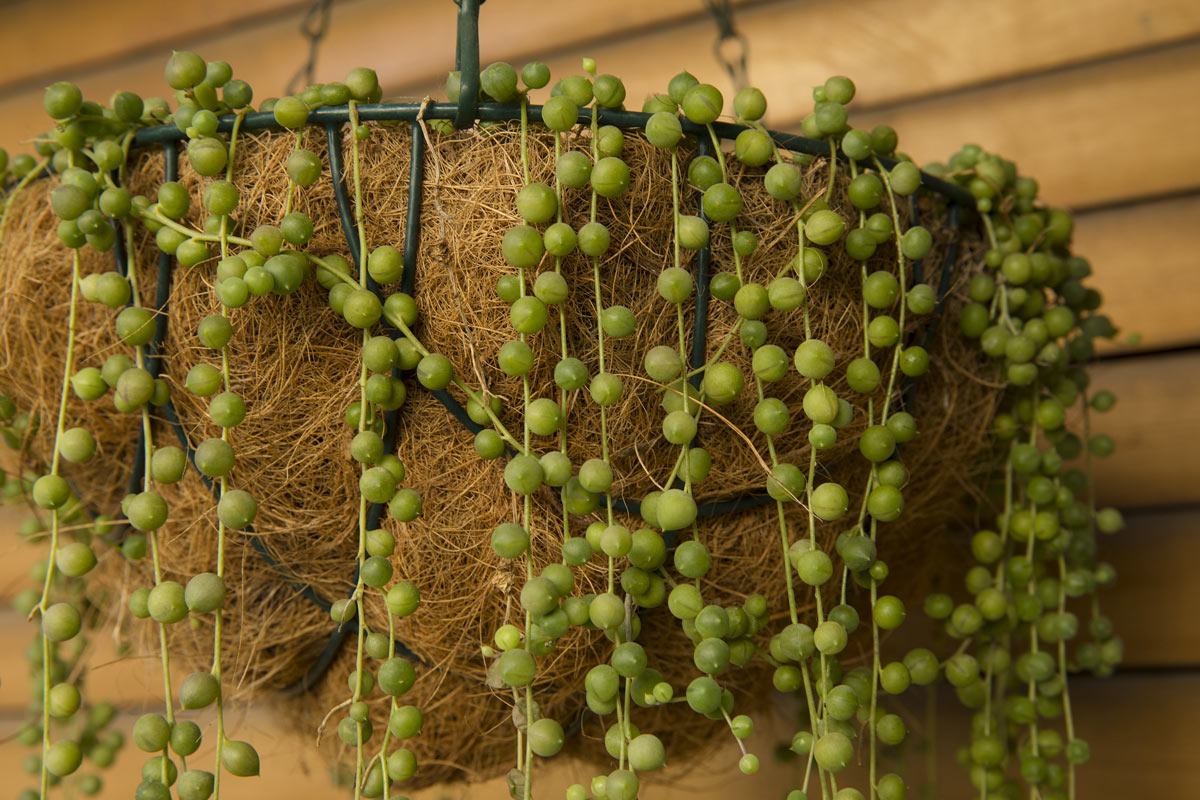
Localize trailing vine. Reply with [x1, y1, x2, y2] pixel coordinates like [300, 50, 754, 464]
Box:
[0, 24, 1124, 800]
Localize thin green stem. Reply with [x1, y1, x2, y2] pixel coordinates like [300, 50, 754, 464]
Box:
[124, 218, 180, 783]
[553, 133, 571, 545]
[518, 95, 535, 800]
[865, 158, 914, 800]
[143, 209, 253, 249]
[873, 158, 909, 427]
[39, 626, 52, 800]
[791, 147, 832, 790]
[346, 101, 374, 800]
[588, 104, 614, 535]
[823, 139, 838, 204]
[670, 150, 681, 271]
[705, 124, 745, 282]
[376, 603, 400, 800]
[353, 334, 370, 800]
[283, 130, 303, 216]
[211, 109, 245, 800]
[680, 318, 743, 381]
[1023, 398, 1044, 800]
[37, 246, 81, 800]
[674, 304, 692, 496]
[868, 520, 880, 800]
[620, 677, 634, 768]
[1057, 555, 1078, 800]
[36, 248, 81, 610]
[349, 102, 369, 274]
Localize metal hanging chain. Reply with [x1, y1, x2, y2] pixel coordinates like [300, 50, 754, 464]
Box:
[704, 0, 749, 92]
[285, 0, 335, 97]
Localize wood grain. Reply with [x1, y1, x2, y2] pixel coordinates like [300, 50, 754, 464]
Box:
[382, 3, 1200, 211]
[2, 673, 1196, 799]
[0, 708, 338, 800]
[0, 608, 181, 711]
[1, 3, 1193, 212]
[847, 43, 1200, 209]
[924, 674, 1200, 799]
[0, 506, 38, 603]
[1087, 351, 1200, 509]
[3, 0, 1200, 195]
[0, 0, 314, 94]
[495, 0, 1200, 126]
[0, 0, 757, 148]
[1099, 508, 1200, 666]
[1077, 194, 1200, 352]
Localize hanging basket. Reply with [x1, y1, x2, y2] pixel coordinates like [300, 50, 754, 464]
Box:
[0, 1, 1123, 796]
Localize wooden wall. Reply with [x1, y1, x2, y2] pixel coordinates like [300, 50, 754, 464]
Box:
[2, 0, 1198, 796]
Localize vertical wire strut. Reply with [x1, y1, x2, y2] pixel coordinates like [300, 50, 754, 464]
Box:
[284, 119, 428, 695]
[124, 140, 178, 501]
[452, 0, 484, 129]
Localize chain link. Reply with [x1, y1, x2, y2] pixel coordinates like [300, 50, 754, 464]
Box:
[703, 0, 749, 92]
[285, 0, 335, 97]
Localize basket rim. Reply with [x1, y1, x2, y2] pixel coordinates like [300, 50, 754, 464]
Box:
[127, 101, 976, 209]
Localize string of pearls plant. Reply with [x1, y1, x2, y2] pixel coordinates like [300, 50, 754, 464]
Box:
[0, 34, 1124, 800]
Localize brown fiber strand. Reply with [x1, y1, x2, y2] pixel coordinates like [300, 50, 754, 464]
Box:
[0, 120, 998, 788]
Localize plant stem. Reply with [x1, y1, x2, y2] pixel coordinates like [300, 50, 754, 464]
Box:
[211, 108, 245, 800]
[37, 245, 81, 800]
[125, 214, 180, 785]
[348, 99, 372, 800]
[518, 95, 535, 800]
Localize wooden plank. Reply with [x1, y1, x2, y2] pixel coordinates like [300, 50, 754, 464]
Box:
[3, 0, 1199, 183]
[0, 705, 780, 799]
[0, 0, 756, 150]
[0, 651, 799, 798]
[0, 505, 40, 604]
[0, 674, 1193, 799]
[0, 504, 1187, 701]
[378, 2, 1200, 212]
[923, 674, 1200, 799]
[0, 710, 334, 800]
[0, 0, 313, 95]
[0, 679, 839, 798]
[489, 0, 1200, 125]
[1063, 673, 1200, 797]
[1087, 351, 1200, 509]
[873, 507, 1196, 669]
[0, 508, 180, 711]
[0, 610, 175, 710]
[1076, 194, 1200, 352]
[1099, 508, 1200, 666]
[0, 518, 1192, 793]
[848, 43, 1200, 209]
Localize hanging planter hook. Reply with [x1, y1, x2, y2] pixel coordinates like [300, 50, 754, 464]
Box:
[453, 0, 485, 129]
